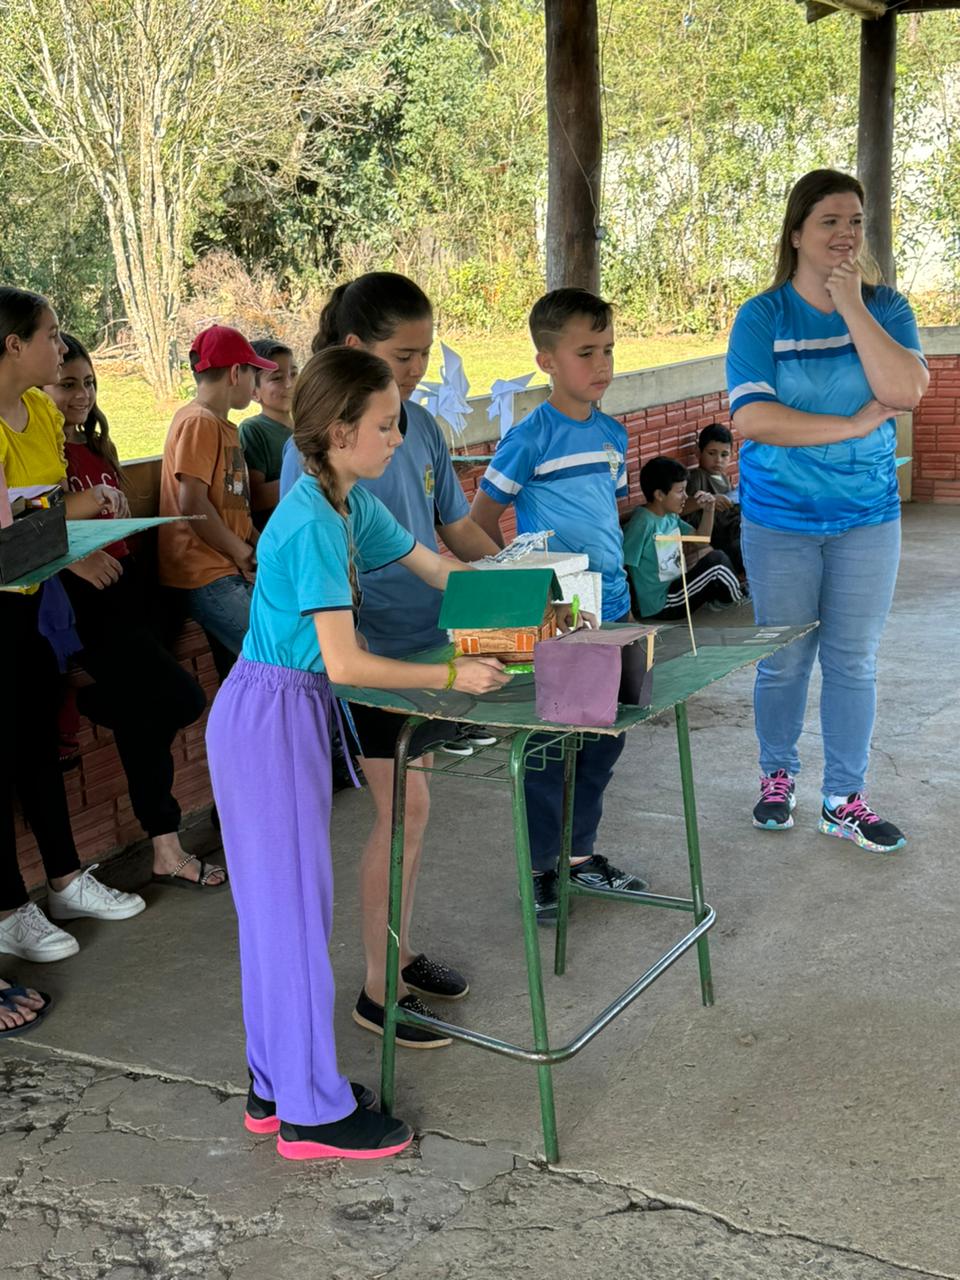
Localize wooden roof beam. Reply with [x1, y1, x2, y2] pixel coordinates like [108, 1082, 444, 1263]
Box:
[803, 0, 887, 21]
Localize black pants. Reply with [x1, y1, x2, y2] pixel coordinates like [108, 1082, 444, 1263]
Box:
[654, 549, 741, 620]
[0, 591, 81, 910]
[63, 559, 207, 839]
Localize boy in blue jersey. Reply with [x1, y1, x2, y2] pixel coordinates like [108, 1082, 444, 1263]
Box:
[471, 288, 648, 923]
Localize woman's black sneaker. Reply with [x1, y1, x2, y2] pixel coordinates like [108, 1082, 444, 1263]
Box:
[401, 953, 469, 1000]
[277, 1108, 413, 1161]
[352, 988, 452, 1049]
[244, 1074, 376, 1134]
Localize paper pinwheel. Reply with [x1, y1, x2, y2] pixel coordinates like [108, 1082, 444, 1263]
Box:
[487, 373, 535, 437]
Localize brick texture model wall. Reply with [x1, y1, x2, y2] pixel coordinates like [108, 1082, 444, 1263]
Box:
[911, 355, 960, 504]
[13, 389, 735, 893]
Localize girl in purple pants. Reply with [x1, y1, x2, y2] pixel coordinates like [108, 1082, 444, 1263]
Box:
[206, 345, 507, 1161]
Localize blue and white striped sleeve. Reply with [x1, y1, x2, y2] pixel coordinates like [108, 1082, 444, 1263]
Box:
[877, 288, 927, 367]
[479, 424, 539, 506]
[726, 297, 778, 416]
[615, 426, 628, 496]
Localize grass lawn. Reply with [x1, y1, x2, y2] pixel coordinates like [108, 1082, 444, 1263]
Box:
[98, 330, 726, 462]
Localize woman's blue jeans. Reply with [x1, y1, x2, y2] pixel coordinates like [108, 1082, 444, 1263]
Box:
[741, 515, 901, 796]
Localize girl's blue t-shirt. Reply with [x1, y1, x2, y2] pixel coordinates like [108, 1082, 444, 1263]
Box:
[726, 282, 925, 534]
[242, 474, 415, 674]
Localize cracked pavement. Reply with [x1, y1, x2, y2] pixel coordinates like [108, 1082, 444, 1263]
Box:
[2, 1052, 954, 1280]
[2, 506, 959, 1279]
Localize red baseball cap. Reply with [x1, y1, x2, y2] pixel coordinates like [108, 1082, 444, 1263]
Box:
[190, 325, 279, 373]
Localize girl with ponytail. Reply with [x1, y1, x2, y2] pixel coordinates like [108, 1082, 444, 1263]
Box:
[279, 272, 503, 1049]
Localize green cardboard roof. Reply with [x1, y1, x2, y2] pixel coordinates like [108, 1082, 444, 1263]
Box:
[439, 568, 562, 629]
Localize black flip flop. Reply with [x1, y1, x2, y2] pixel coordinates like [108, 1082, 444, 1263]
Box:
[151, 854, 228, 891]
[0, 984, 52, 1039]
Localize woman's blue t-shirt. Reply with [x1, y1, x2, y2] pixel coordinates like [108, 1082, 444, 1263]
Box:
[726, 282, 925, 534]
[242, 474, 415, 674]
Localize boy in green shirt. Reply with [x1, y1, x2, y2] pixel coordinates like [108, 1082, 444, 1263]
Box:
[624, 455, 743, 619]
[238, 339, 298, 528]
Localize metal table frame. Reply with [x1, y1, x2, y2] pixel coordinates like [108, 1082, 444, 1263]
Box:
[379, 702, 715, 1164]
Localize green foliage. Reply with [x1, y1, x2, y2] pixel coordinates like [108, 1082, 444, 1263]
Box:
[3, 0, 960, 376]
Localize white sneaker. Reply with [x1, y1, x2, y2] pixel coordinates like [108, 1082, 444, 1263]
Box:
[46, 865, 146, 922]
[0, 902, 80, 962]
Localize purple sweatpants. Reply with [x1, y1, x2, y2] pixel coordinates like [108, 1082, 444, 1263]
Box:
[206, 657, 355, 1127]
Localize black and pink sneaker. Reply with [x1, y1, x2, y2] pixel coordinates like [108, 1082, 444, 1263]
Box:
[752, 770, 796, 830]
[277, 1108, 413, 1162]
[244, 1075, 376, 1135]
[819, 794, 905, 854]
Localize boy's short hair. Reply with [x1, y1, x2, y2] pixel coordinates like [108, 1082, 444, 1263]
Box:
[698, 423, 732, 451]
[251, 338, 294, 386]
[640, 455, 687, 503]
[529, 287, 613, 351]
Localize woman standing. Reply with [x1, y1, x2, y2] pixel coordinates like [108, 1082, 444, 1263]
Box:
[726, 169, 928, 852]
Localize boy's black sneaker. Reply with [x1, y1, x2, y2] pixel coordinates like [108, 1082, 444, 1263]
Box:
[401, 953, 469, 1000]
[752, 770, 796, 830]
[569, 855, 648, 894]
[819, 794, 906, 854]
[245, 1074, 376, 1135]
[462, 727, 497, 747]
[532, 870, 559, 926]
[352, 988, 453, 1049]
[277, 1109, 413, 1161]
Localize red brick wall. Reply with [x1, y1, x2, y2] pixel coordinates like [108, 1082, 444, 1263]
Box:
[911, 354, 960, 504]
[454, 390, 736, 532]
[17, 624, 219, 895]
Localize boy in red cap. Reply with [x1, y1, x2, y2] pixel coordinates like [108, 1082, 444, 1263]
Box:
[158, 326, 278, 656]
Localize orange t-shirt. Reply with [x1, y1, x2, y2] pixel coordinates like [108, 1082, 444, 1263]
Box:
[158, 402, 252, 589]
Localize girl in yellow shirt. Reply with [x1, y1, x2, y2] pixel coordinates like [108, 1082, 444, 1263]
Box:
[0, 287, 145, 980]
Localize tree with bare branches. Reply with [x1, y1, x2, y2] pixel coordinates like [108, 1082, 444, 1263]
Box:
[0, 0, 383, 397]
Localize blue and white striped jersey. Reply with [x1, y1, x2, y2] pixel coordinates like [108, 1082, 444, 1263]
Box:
[480, 399, 630, 620]
[726, 282, 925, 534]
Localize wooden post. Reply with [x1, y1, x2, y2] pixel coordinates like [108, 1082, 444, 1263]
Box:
[857, 10, 897, 287]
[544, 0, 602, 293]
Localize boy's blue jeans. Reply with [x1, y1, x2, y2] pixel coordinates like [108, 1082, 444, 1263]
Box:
[525, 733, 626, 874]
[742, 515, 901, 797]
[187, 574, 253, 656]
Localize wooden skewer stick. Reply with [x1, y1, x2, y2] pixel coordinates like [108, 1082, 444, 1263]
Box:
[655, 532, 710, 657]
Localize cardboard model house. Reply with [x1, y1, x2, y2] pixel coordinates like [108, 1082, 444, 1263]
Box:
[439, 568, 562, 665]
[534, 625, 658, 727]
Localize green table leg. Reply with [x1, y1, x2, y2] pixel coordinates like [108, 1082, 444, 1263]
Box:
[510, 731, 560, 1163]
[554, 734, 578, 977]
[674, 701, 714, 1007]
[380, 716, 421, 1116]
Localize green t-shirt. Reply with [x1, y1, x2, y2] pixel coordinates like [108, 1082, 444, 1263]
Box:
[238, 412, 292, 484]
[622, 506, 693, 618]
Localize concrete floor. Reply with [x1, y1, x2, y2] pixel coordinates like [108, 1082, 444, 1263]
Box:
[2, 503, 958, 1279]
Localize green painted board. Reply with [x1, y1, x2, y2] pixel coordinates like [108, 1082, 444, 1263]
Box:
[438, 567, 561, 630]
[0, 517, 186, 590]
[333, 622, 817, 736]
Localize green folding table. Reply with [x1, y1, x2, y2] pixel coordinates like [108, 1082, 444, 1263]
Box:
[0, 516, 186, 591]
[335, 621, 813, 1163]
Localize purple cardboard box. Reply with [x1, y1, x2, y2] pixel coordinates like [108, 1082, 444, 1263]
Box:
[534, 626, 657, 727]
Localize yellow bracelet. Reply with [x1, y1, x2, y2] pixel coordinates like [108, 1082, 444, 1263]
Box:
[444, 659, 457, 690]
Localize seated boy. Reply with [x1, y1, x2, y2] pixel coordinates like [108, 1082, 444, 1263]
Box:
[238, 339, 298, 530]
[471, 287, 647, 924]
[158, 325, 276, 656]
[683, 423, 743, 574]
[625, 455, 742, 620]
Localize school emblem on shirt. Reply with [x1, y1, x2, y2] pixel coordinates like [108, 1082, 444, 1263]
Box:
[602, 443, 621, 482]
[423, 464, 435, 497]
